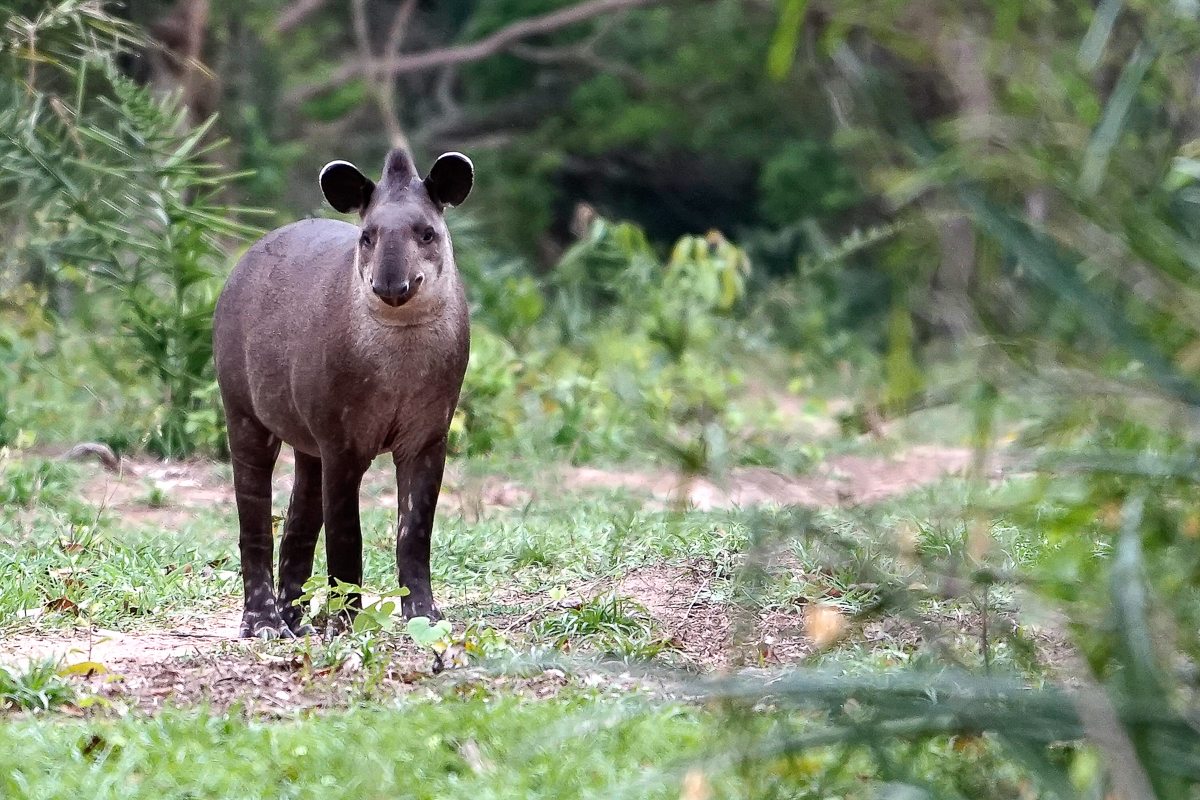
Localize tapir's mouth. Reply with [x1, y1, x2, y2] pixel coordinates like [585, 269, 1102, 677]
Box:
[377, 291, 412, 308]
[373, 273, 424, 307]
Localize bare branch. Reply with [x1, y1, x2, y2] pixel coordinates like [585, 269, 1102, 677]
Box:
[386, 0, 419, 59]
[350, 0, 410, 149]
[350, 0, 371, 57]
[285, 0, 672, 105]
[275, 0, 328, 35]
[507, 40, 648, 91]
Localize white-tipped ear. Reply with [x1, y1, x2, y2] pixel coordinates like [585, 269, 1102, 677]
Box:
[424, 152, 474, 209]
[442, 152, 473, 171]
[320, 160, 375, 215]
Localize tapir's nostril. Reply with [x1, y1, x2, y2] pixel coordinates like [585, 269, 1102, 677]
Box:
[412, 272, 425, 289]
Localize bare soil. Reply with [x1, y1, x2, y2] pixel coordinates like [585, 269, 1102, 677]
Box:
[3, 445, 1033, 713]
[75, 444, 981, 528]
[566, 445, 980, 510]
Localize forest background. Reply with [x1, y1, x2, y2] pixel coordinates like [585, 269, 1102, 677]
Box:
[8, 0, 1200, 797]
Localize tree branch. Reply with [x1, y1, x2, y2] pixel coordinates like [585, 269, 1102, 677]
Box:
[506, 15, 648, 91]
[275, 0, 328, 35]
[350, 0, 420, 148]
[284, 0, 671, 106]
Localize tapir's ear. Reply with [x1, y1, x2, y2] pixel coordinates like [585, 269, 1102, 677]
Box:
[424, 152, 473, 209]
[320, 160, 375, 215]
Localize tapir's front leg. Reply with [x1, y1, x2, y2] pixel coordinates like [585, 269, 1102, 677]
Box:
[394, 436, 448, 620]
[321, 450, 371, 627]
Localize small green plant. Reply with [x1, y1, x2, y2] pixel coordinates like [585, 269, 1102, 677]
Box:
[531, 594, 671, 661]
[405, 616, 457, 670]
[405, 616, 453, 648]
[295, 575, 409, 635]
[142, 482, 169, 509]
[0, 660, 75, 712]
[0, 453, 76, 509]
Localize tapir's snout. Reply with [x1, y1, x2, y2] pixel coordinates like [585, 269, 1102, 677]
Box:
[372, 272, 424, 307]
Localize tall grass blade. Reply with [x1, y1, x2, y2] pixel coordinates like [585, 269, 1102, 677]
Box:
[1079, 0, 1125, 71]
[1080, 40, 1155, 195]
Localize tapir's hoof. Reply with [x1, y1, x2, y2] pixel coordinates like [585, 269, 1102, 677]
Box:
[402, 597, 441, 622]
[278, 605, 315, 638]
[239, 611, 296, 640]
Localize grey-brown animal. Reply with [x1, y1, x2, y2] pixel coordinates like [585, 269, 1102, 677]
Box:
[213, 148, 473, 638]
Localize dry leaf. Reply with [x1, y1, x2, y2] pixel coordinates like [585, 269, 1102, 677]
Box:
[803, 604, 846, 649]
[45, 596, 80, 615]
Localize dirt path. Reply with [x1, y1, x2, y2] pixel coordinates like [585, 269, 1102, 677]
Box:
[73, 444, 981, 527]
[566, 445, 979, 510]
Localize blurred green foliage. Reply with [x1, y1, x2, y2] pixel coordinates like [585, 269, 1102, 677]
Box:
[443, 214, 833, 474]
[16, 0, 1200, 791]
[1, 1, 258, 457]
[737, 0, 1200, 796]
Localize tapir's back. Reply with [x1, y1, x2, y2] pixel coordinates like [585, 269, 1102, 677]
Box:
[213, 218, 359, 452]
[216, 218, 355, 334]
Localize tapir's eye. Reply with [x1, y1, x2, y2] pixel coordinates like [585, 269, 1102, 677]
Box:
[420, 226, 436, 244]
[360, 230, 373, 247]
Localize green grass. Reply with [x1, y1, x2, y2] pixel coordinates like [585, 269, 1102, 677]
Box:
[0, 505, 241, 631]
[0, 692, 707, 799]
[0, 450, 1088, 797]
[531, 594, 670, 660]
[0, 685, 1065, 800]
[0, 451, 1055, 674]
[0, 659, 75, 712]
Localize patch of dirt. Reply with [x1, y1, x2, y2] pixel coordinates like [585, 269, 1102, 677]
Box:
[2, 608, 242, 666]
[75, 451, 538, 531]
[75, 445, 981, 530]
[565, 445, 980, 510]
[1, 568, 1073, 713]
[79, 653, 338, 715]
[609, 564, 1070, 670]
[79, 457, 238, 529]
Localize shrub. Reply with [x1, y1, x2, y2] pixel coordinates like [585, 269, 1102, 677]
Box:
[0, 0, 257, 457]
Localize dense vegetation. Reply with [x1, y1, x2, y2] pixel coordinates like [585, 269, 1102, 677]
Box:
[8, 0, 1200, 797]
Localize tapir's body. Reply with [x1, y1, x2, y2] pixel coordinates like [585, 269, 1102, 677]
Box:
[216, 219, 467, 459]
[213, 148, 474, 638]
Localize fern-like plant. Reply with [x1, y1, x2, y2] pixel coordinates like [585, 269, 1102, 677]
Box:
[0, 0, 259, 456]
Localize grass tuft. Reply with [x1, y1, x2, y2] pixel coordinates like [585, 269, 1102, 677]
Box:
[0, 660, 75, 713]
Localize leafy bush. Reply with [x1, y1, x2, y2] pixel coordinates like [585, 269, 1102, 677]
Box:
[0, 1, 256, 457]
[450, 215, 776, 471]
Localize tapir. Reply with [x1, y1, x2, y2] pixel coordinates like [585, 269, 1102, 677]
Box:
[212, 148, 473, 638]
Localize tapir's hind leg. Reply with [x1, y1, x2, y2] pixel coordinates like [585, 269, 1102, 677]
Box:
[226, 412, 286, 639]
[277, 450, 324, 635]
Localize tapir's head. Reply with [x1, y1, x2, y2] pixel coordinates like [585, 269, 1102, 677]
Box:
[319, 149, 473, 310]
